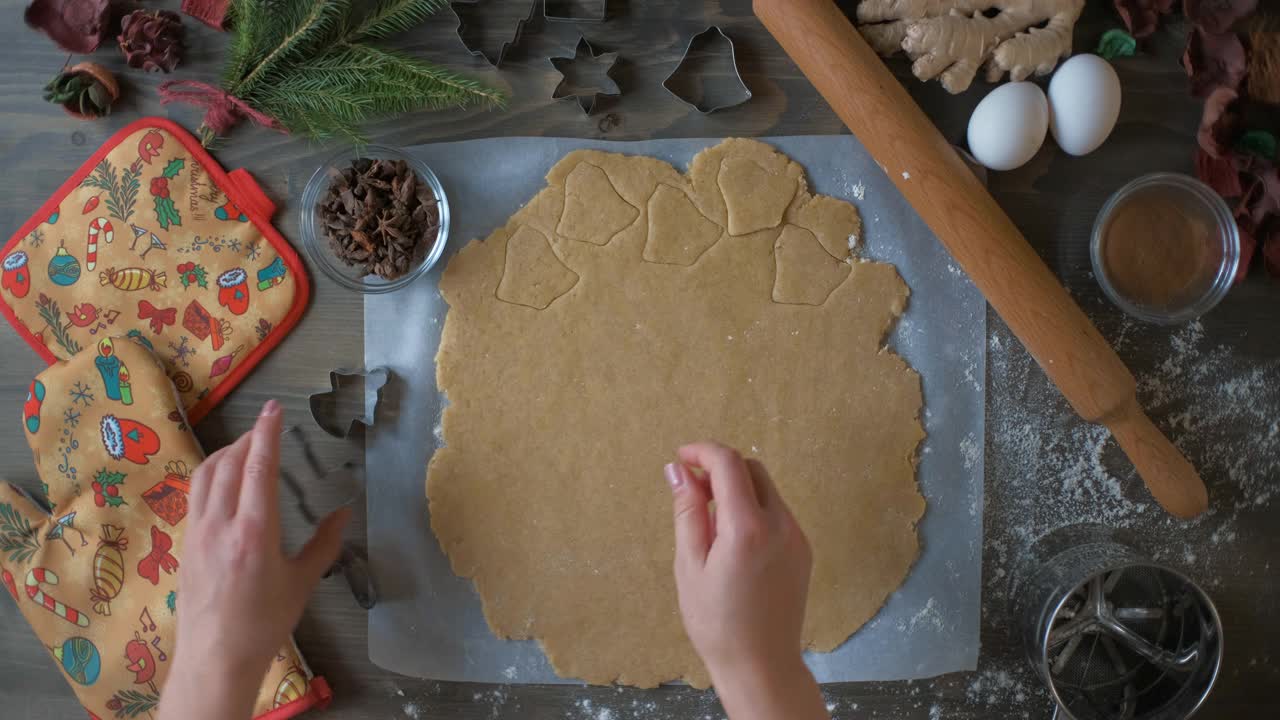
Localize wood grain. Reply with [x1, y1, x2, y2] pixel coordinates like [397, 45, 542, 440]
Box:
[0, 1, 1277, 718]
[753, 0, 1207, 518]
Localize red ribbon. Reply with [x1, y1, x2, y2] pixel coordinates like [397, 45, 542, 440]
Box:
[157, 79, 285, 136]
[138, 300, 176, 335]
[137, 526, 179, 586]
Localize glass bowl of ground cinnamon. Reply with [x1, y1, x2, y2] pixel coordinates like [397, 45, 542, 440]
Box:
[300, 145, 449, 294]
[1091, 173, 1239, 325]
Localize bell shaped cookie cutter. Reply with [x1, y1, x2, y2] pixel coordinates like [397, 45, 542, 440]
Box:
[550, 36, 621, 115]
[450, 0, 538, 67]
[663, 26, 753, 114]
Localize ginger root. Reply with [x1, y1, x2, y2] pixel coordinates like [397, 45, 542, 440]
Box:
[856, 0, 1086, 93]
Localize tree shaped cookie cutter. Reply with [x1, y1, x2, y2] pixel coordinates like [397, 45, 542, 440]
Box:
[450, 0, 538, 67]
[663, 26, 753, 114]
[279, 426, 376, 609]
[308, 367, 390, 439]
[550, 36, 621, 115]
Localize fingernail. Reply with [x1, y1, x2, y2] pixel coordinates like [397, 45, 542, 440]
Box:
[261, 399, 280, 418]
[664, 463, 685, 490]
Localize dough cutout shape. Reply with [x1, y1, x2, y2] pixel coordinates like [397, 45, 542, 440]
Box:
[430, 138, 925, 689]
[496, 225, 578, 309]
[556, 162, 640, 246]
[644, 184, 724, 265]
[718, 155, 801, 235]
[773, 224, 851, 305]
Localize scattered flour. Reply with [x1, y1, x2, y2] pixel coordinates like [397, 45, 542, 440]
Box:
[975, 313, 1279, 711]
[402, 702, 422, 719]
[960, 433, 980, 471]
[852, 180, 866, 201]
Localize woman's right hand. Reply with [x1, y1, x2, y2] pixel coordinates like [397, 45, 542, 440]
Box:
[665, 442, 829, 720]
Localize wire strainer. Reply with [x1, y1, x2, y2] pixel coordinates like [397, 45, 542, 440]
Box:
[1012, 525, 1222, 720]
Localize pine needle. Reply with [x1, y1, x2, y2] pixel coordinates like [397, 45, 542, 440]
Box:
[347, 0, 449, 41]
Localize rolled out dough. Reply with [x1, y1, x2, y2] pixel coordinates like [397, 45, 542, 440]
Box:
[429, 139, 925, 688]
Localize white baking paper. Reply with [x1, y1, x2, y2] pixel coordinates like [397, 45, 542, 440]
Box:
[363, 136, 985, 683]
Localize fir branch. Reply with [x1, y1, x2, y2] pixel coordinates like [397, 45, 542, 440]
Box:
[346, 0, 447, 42]
[81, 159, 118, 196]
[234, 0, 352, 97]
[211, 0, 505, 143]
[0, 502, 41, 565]
[36, 295, 81, 355]
[81, 160, 139, 223]
[117, 167, 140, 223]
[110, 689, 159, 718]
[297, 44, 505, 108]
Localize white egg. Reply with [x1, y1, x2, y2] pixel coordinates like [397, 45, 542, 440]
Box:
[1048, 54, 1122, 156]
[966, 82, 1049, 171]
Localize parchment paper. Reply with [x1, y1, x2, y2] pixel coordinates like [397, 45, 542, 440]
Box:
[364, 136, 985, 683]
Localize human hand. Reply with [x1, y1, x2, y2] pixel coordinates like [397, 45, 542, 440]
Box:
[666, 442, 828, 720]
[157, 400, 350, 720]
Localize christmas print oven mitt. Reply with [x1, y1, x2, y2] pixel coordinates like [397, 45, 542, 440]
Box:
[0, 336, 330, 719]
[0, 117, 309, 425]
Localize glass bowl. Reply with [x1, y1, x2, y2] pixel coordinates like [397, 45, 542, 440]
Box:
[1090, 173, 1238, 325]
[300, 145, 450, 294]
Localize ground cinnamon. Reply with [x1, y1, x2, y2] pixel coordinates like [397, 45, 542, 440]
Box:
[1101, 187, 1213, 308]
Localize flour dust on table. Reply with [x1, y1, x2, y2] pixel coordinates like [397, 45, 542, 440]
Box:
[427, 139, 926, 688]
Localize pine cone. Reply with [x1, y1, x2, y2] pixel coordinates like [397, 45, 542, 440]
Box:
[118, 9, 184, 73]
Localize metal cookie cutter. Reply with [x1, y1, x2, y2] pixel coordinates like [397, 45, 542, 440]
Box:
[544, 0, 606, 23]
[309, 367, 390, 439]
[663, 26, 753, 114]
[280, 426, 376, 610]
[450, 0, 538, 67]
[550, 36, 620, 115]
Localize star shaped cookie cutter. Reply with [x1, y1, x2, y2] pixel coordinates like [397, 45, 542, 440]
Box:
[550, 36, 621, 115]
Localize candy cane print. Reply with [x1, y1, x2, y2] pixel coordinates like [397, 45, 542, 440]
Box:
[25, 568, 90, 628]
[86, 218, 114, 271]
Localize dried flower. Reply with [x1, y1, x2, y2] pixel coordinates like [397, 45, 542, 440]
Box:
[1113, 0, 1175, 39]
[118, 9, 184, 73]
[1196, 87, 1241, 158]
[24, 0, 112, 53]
[1183, 0, 1258, 36]
[1182, 26, 1248, 97]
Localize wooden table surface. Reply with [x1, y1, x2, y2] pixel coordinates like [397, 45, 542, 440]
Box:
[2, 1, 1278, 718]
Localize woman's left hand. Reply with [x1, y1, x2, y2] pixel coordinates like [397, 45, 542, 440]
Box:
[158, 400, 350, 720]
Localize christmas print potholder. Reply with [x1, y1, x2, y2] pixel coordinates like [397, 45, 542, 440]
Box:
[0, 117, 309, 425]
[0, 336, 330, 720]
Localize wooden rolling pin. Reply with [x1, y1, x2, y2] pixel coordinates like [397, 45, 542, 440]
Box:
[754, 0, 1208, 518]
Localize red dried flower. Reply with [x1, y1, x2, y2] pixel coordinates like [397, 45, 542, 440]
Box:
[24, 0, 112, 54]
[1182, 26, 1248, 98]
[1113, 0, 1176, 39]
[1183, 0, 1259, 36]
[1196, 146, 1244, 197]
[118, 9, 184, 73]
[1196, 86, 1241, 158]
